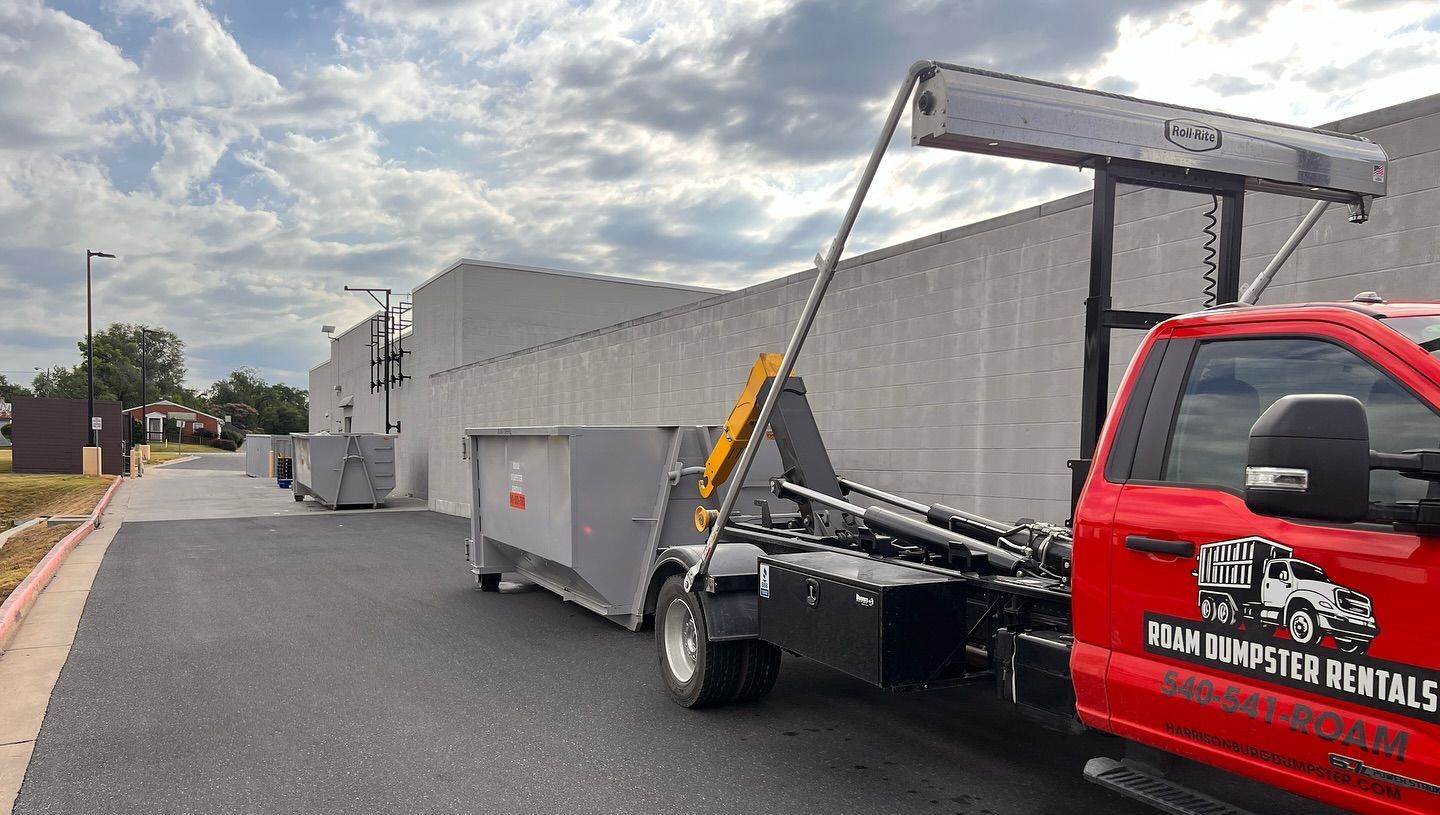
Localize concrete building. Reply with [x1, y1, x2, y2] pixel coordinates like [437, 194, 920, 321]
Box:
[423, 93, 1440, 522]
[307, 259, 723, 499]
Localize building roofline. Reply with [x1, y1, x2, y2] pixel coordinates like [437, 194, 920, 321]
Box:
[428, 93, 1439, 380]
[412, 257, 726, 296]
[123, 399, 223, 423]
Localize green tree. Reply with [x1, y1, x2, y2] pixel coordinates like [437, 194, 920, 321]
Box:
[28, 324, 197, 408]
[0, 373, 32, 400]
[206, 368, 308, 434]
[79, 323, 193, 407]
[29, 365, 85, 399]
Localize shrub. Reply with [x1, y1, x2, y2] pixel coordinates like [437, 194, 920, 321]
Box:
[210, 439, 238, 451]
[221, 427, 245, 446]
[1, 423, 10, 440]
[193, 426, 217, 440]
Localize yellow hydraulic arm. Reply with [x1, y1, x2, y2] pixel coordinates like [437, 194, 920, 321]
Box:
[697, 353, 792, 498]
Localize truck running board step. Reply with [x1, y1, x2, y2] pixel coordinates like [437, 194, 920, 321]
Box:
[1084, 758, 1260, 815]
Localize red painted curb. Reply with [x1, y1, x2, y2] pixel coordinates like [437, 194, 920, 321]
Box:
[0, 475, 122, 650]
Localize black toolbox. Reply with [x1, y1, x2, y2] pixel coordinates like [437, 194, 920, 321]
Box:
[758, 551, 969, 689]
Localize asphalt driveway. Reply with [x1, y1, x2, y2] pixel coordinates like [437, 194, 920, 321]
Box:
[13, 509, 1336, 814]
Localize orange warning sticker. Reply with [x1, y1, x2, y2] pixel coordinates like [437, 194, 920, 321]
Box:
[509, 489, 526, 510]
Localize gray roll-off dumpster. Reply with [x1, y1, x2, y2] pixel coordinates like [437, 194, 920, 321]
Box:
[291, 432, 396, 509]
[465, 425, 792, 629]
[243, 434, 271, 478]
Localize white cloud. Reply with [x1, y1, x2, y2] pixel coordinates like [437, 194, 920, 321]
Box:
[0, 0, 140, 151]
[2, 0, 1439, 390]
[151, 116, 234, 199]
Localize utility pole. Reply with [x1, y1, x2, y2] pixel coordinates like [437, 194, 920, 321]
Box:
[86, 250, 116, 447]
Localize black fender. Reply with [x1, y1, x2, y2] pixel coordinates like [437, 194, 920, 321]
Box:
[646, 544, 763, 642]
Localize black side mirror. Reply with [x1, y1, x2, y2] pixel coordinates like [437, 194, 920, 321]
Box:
[1246, 394, 1370, 522]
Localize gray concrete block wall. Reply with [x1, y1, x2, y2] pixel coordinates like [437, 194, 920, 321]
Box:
[427, 93, 1440, 520]
[307, 361, 332, 433]
[308, 261, 720, 499]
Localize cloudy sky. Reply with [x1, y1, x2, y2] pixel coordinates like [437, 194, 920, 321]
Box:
[2, 0, 1438, 388]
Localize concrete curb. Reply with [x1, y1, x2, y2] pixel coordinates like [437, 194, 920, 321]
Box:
[0, 475, 122, 653]
[151, 455, 199, 467]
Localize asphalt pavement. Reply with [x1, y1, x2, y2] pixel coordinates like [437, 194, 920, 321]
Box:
[160, 452, 246, 471]
[13, 506, 1340, 814]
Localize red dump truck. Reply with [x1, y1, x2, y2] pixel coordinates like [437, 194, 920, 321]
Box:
[468, 63, 1437, 814]
[652, 64, 1438, 815]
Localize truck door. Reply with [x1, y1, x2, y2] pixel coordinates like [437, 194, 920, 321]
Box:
[1259, 560, 1290, 619]
[1100, 321, 1440, 814]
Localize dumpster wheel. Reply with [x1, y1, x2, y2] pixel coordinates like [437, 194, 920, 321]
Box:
[478, 573, 501, 593]
[655, 575, 777, 707]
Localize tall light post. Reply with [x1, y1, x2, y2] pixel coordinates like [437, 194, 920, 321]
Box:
[86, 250, 116, 447]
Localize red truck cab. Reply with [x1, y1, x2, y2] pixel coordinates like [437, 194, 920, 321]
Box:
[1074, 299, 1440, 814]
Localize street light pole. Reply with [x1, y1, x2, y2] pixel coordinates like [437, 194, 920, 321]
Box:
[85, 250, 116, 447]
[139, 327, 149, 443]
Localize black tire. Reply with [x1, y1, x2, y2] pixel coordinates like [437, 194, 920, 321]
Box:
[478, 573, 501, 593]
[293, 494, 304, 502]
[730, 639, 782, 703]
[1287, 606, 1319, 645]
[655, 575, 744, 708]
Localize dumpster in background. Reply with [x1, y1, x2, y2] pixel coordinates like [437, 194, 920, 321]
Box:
[244, 434, 271, 478]
[291, 433, 396, 509]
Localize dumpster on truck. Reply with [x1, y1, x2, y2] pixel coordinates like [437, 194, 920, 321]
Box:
[291, 432, 395, 509]
[465, 425, 792, 630]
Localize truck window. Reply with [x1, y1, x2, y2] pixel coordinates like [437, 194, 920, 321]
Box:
[1161, 337, 1440, 504]
[1267, 561, 1288, 580]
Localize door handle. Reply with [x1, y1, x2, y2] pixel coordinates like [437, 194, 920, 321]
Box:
[1125, 536, 1195, 557]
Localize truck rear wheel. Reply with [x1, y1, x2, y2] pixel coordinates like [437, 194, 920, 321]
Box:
[655, 575, 745, 708]
[1215, 601, 1232, 626]
[730, 639, 782, 703]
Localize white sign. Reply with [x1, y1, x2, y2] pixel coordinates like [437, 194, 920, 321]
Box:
[91, 416, 102, 430]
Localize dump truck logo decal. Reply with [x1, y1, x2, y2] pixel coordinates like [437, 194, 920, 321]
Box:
[1165, 118, 1221, 152]
[1142, 536, 1440, 724]
[1192, 537, 1378, 655]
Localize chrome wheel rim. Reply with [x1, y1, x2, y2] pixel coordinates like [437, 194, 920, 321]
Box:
[663, 598, 698, 683]
[1290, 612, 1312, 642]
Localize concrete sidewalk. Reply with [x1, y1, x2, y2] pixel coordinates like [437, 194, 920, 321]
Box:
[0, 477, 134, 813]
[126, 454, 425, 522]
